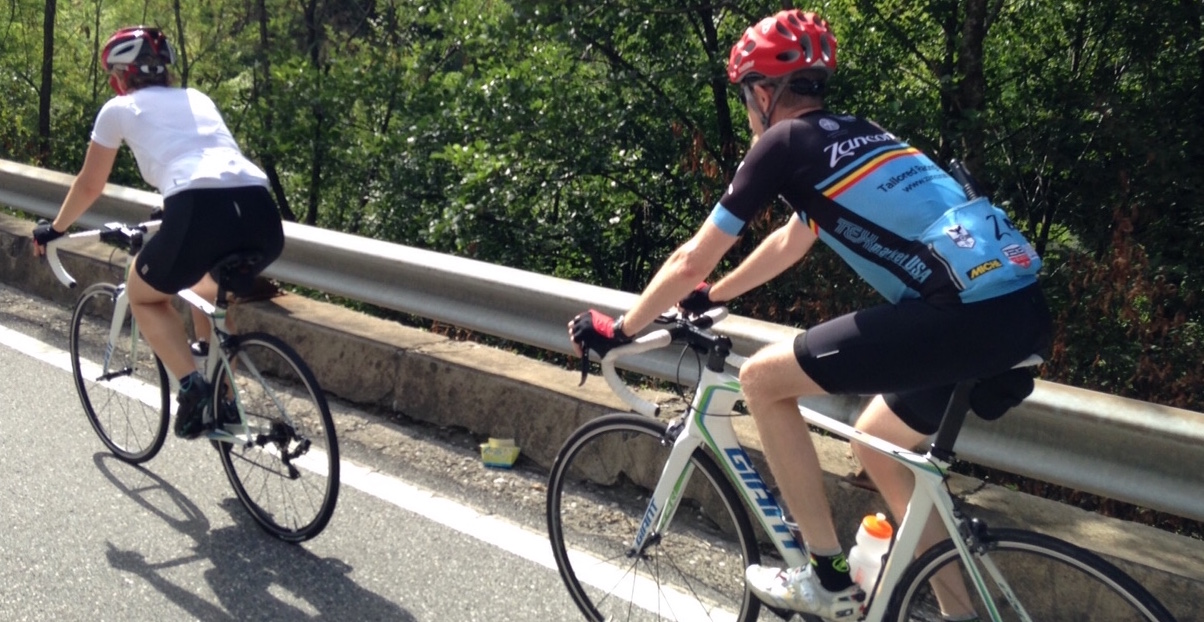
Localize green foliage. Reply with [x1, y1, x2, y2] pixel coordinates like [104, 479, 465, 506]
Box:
[1, 0, 1201, 415]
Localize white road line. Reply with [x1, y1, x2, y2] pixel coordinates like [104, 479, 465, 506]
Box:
[0, 321, 735, 621]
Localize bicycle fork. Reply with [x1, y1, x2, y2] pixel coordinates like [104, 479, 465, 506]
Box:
[629, 416, 701, 559]
[99, 286, 133, 380]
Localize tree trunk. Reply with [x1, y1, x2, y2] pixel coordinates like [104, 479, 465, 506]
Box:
[694, 5, 740, 174]
[255, 0, 297, 222]
[89, 1, 101, 102]
[956, 0, 988, 175]
[1185, 0, 1204, 172]
[37, 0, 56, 165]
[304, 0, 325, 226]
[172, 0, 188, 87]
[936, 0, 959, 164]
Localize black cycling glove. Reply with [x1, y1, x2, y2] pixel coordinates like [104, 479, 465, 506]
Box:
[570, 309, 632, 359]
[32, 220, 64, 246]
[678, 282, 721, 315]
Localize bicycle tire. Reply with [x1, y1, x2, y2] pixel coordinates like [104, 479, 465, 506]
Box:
[546, 413, 762, 622]
[212, 332, 339, 542]
[69, 282, 170, 464]
[887, 527, 1176, 622]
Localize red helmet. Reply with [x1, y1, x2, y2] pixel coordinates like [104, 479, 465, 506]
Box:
[102, 26, 176, 95]
[727, 10, 837, 84]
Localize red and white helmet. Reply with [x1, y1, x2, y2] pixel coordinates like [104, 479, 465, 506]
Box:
[727, 10, 837, 84]
[102, 26, 176, 95]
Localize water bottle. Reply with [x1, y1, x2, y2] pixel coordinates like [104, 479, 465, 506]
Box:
[848, 513, 893, 595]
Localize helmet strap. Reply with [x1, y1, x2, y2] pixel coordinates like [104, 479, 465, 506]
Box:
[108, 73, 127, 96]
[747, 79, 790, 129]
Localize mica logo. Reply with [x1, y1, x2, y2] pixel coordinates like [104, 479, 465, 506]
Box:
[966, 259, 1003, 280]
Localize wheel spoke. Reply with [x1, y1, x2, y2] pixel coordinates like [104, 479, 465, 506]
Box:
[547, 414, 757, 622]
[214, 334, 338, 542]
[70, 283, 170, 464]
[890, 529, 1174, 622]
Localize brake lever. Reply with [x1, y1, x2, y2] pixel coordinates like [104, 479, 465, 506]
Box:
[577, 343, 591, 386]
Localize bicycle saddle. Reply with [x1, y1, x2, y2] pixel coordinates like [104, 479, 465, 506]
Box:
[211, 251, 266, 295]
[970, 368, 1035, 420]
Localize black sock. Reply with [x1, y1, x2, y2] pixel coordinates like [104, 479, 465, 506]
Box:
[810, 552, 855, 592]
[179, 371, 203, 392]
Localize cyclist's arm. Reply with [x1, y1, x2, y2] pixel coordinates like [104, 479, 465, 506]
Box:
[621, 219, 738, 335]
[51, 140, 119, 232]
[709, 212, 817, 301]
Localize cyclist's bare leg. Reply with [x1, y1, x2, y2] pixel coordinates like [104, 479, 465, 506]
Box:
[853, 396, 975, 617]
[126, 264, 195, 380]
[186, 274, 240, 404]
[740, 340, 841, 553]
[187, 274, 222, 341]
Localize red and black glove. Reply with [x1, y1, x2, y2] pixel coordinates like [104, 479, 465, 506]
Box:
[570, 309, 631, 359]
[678, 282, 720, 315]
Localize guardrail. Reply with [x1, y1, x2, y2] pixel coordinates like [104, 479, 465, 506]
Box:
[3, 157, 1202, 522]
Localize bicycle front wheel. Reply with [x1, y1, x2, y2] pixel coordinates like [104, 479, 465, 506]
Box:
[69, 282, 170, 464]
[213, 333, 339, 542]
[547, 413, 761, 622]
[888, 528, 1175, 622]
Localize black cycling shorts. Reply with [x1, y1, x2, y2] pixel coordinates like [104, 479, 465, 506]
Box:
[793, 284, 1052, 434]
[134, 185, 285, 296]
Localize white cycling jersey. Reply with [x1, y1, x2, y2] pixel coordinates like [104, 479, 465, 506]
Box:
[91, 86, 268, 197]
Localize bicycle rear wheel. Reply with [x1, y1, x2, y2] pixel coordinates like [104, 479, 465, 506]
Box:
[546, 413, 761, 622]
[69, 283, 170, 464]
[213, 332, 339, 542]
[888, 528, 1175, 621]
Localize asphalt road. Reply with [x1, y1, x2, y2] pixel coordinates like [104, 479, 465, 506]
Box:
[0, 283, 586, 622]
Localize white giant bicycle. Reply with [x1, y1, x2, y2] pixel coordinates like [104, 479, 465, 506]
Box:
[546, 309, 1174, 622]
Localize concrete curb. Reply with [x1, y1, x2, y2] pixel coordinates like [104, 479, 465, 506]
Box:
[1, 213, 1198, 618]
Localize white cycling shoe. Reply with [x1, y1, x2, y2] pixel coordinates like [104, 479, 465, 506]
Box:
[745, 563, 864, 620]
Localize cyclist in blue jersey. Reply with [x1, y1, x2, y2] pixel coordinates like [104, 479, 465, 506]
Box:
[571, 9, 1051, 621]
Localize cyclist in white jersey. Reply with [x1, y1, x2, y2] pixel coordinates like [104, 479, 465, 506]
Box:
[571, 10, 1050, 621]
[33, 26, 285, 440]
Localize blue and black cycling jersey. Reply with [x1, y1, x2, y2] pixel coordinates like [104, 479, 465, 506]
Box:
[712, 110, 1041, 305]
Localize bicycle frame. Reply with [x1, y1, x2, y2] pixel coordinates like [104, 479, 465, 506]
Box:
[601, 319, 1012, 622]
[176, 287, 248, 443]
[180, 284, 310, 450]
[46, 221, 264, 446]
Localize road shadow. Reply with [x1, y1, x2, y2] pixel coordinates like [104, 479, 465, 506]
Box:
[94, 453, 416, 621]
[92, 452, 212, 538]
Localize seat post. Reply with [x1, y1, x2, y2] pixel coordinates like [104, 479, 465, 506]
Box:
[214, 277, 230, 311]
[929, 379, 976, 463]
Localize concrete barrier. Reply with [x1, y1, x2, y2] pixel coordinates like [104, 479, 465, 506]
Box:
[0, 212, 1198, 619]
